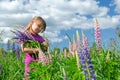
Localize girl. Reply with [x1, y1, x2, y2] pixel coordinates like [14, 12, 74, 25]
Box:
[21, 16, 49, 80]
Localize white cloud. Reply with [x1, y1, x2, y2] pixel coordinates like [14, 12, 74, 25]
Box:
[43, 31, 63, 43]
[0, 14, 32, 26]
[0, 27, 13, 43]
[114, 0, 120, 13]
[94, 15, 120, 29]
[2, 37, 9, 44]
[0, 0, 120, 44]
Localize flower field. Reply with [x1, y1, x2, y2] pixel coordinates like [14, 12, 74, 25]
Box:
[0, 20, 120, 80]
[0, 42, 120, 80]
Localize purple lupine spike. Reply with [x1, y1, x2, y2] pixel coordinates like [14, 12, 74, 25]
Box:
[7, 39, 11, 51]
[11, 29, 33, 44]
[12, 42, 16, 52]
[24, 31, 35, 40]
[78, 47, 96, 80]
[91, 74, 96, 80]
[78, 51, 89, 79]
[83, 48, 96, 80]
[11, 30, 21, 37]
[16, 45, 20, 58]
[17, 30, 28, 39]
[11, 30, 27, 40]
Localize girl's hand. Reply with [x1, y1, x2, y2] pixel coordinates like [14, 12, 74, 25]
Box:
[35, 48, 41, 52]
[43, 38, 49, 47]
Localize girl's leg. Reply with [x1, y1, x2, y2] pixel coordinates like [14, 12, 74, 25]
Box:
[24, 54, 33, 80]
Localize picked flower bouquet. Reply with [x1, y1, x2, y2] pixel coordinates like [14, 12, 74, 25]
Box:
[11, 29, 45, 51]
[11, 27, 52, 65]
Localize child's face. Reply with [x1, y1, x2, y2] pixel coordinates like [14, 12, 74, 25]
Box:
[31, 21, 44, 34]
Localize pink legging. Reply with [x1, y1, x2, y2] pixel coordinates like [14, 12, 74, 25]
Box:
[24, 53, 37, 75]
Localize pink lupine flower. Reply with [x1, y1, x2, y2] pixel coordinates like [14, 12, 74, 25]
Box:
[38, 47, 52, 65]
[68, 41, 74, 57]
[69, 41, 73, 52]
[38, 50, 45, 64]
[73, 35, 77, 52]
[94, 19, 101, 50]
[82, 31, 89, 50]
[66, 34, 74, 57]
[68, 35, 78, 57]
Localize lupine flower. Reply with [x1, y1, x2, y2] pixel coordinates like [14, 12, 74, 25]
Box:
[73, 34, 77, 52]
[7, 39, 11, 51]
[83, 48, 96, 80]
[94, 19, 101, 50]
[0, 64, 2, 74]
[11, 28, 46, 51]
[76, 30, 83, 69]
[82, 31, 89, 51]
[16, 45, 20, 58]
[66, 33, 74, 57]
[78, 50, 89, 79]
[68, 41, 74, 57]
[38, 50, 45, 64]
[11, 29, 33, 44]
[73, 30, 96, 79]
[38, 48, 52, 65]
[12, 27, 48, 55]
[12, 26, 51, 66]
[79, 48, 96, 80]
[77, 36, 96, 80]
[12, 42, 16, 52]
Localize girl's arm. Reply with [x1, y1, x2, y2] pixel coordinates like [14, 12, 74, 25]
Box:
[21, 43, 40, 54]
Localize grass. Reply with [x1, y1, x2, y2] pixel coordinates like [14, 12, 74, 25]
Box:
[0, 45, 120, 80]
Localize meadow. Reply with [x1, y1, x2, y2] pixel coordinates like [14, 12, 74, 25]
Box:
[0, 22, 120, 80]
[0, 41, 120, 80]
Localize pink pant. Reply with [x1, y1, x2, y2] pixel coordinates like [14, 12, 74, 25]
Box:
[24, 53, 36, 74]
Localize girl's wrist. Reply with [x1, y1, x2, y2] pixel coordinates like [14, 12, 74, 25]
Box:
[33, 48, 39, 53]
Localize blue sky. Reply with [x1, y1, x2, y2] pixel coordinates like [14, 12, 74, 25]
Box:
[0, 0, 120, 50]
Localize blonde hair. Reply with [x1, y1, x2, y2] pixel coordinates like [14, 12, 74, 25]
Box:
[25, 16, 46, 33]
